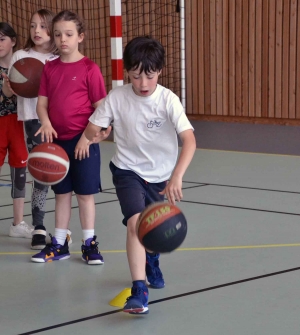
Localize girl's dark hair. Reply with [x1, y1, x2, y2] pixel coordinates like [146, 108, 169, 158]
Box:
[123, 36, 165, 74]
[0, 22, 18, 51]
[52, 10, 85, 35]
[24, 9, 57, 53]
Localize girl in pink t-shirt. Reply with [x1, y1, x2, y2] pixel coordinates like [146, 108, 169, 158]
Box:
[32, 10, 110, 265]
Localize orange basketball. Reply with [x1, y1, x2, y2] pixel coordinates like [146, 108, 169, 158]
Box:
[137, 202, 187, 253]
[9, 57, 44, 98]
[28, 143, 69, 186]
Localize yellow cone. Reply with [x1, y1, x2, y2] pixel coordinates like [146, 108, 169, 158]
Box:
[109, 288, 131, 307]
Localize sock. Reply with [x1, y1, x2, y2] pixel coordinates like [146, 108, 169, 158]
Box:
[133, 280, 146, 286]
[82, 229, 94, 242]
[54, 228, 68, 245]
[146, 251, 159, 257]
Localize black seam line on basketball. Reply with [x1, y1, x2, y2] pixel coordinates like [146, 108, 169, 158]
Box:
[180, 200, 300, 216]
[149, 266, 300, 305]
[16, 266, 300, 335]
[16, 309, 122, 335]
[183, 181, 300, 195]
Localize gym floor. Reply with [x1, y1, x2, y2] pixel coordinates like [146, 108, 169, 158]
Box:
[1, 121, 300, 335]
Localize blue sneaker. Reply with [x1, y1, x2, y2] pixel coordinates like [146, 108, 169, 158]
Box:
[81, 235, 104, 265]
[146, 252, 165, 288]
[123, 281, 149, 314]
[31, 234, 70, 263]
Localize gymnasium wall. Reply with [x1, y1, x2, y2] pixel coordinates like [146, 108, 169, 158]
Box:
[185, 0, 300, 124]
[2, 1, 298, 124]
[0, 0, 181, 97]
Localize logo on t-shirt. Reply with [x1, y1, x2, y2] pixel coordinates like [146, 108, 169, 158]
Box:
[147, 120, 162, 128]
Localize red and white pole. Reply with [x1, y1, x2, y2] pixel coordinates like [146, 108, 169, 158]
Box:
[110, 0, 123, 88]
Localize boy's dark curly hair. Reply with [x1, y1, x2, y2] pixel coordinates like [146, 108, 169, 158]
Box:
[123, 36, 165, 74]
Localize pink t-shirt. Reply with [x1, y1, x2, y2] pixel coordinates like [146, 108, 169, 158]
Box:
[39, 56, 106, 140]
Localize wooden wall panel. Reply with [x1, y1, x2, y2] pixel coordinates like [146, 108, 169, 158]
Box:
[255, 0, 262, 118]
[289, 0, 297, 118]
[296, 2, 300, 118]
[186, 0, 300, 124]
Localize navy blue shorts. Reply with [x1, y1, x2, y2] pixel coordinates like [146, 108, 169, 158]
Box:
[109, 161, 166, 226]
[52, 133, 101, 195]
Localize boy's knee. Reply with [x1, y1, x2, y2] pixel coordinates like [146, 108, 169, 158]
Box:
[127, 214, 141, 234]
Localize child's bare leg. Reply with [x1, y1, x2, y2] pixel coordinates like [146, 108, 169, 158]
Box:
[55, 192, 72, 229]
[13, 198, 25, 224]
[123, 213, 149, 314]
[8, 166, 33, 239]
[126, 213, 146, 281]
[10, 166, 26, 225]
[76, 194, 95, 230]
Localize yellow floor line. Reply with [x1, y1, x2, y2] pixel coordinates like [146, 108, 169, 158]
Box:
[178, 243, 300, 251]
[1, 243, 300, 255]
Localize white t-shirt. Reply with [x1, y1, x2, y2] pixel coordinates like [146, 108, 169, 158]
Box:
[9, 49, 58, 121]
[89, 83, 194, 183]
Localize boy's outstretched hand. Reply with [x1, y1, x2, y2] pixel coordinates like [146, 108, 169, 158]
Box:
[159, 176, 183, 205]
[89, 126, 112, 144]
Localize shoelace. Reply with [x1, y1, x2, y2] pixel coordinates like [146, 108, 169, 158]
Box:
[44, 234, 61, 255]
[150, 265, 162, 278]
[19, 222, 33, 232]
[126, 287, 146, 301]
[82, 239, 99, 252]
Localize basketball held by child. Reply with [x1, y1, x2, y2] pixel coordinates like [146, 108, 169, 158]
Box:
[137, 202, 188, 253]
[9, 57, 44, 98]
[28, 143, 69, 186]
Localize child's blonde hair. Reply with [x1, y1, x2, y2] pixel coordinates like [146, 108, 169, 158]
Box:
[24, 9, 58, 54]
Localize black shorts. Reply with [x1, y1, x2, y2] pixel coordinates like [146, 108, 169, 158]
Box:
[52, 133, 101, 195]
[109, 161, 166, 226]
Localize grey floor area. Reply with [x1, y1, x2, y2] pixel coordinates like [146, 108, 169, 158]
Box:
[1, 122, 300, 334]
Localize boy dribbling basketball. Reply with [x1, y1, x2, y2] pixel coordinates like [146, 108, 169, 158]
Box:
[84, 36, 196, 314]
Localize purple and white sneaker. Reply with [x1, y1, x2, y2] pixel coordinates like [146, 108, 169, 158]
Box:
[31, 234, 70, 263]
[81, 235, 104, 265]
